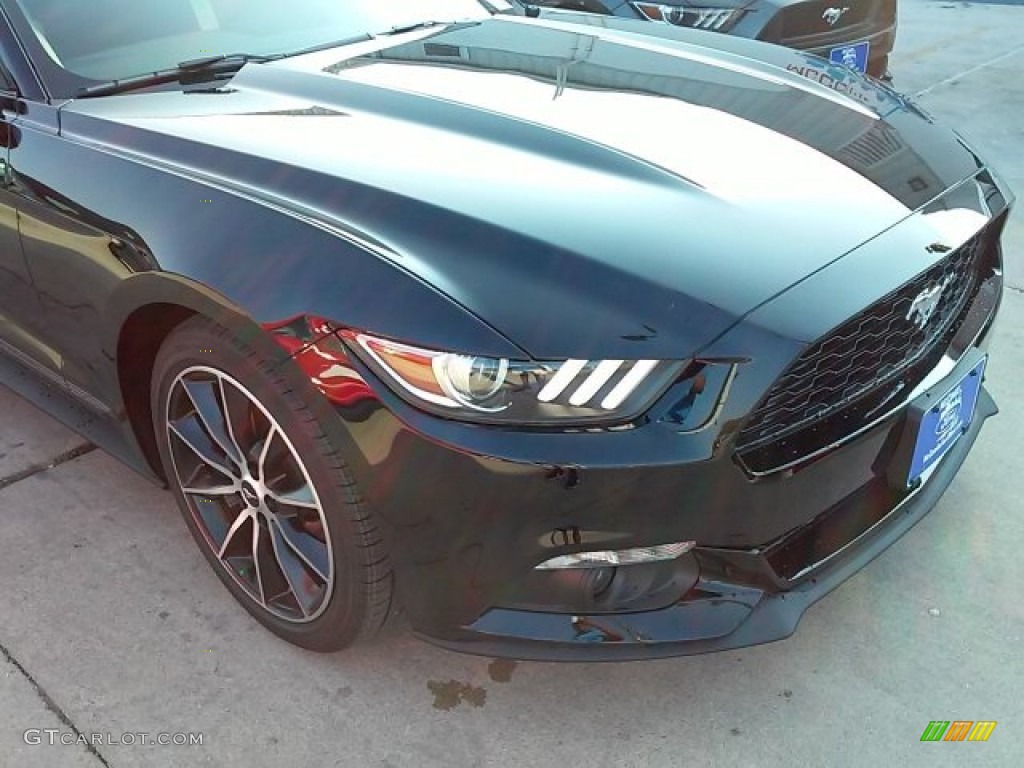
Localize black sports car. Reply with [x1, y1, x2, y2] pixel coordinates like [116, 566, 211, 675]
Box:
[0, 0, 1013, 660]
[514, 0, 897, 78]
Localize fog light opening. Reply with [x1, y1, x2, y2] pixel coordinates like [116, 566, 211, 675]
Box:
[535, 541, 696, 570]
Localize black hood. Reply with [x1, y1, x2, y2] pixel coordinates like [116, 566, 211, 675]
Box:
[62, 16, 985, 359]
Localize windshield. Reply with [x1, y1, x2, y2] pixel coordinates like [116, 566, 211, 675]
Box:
[14, 0, 499, 81]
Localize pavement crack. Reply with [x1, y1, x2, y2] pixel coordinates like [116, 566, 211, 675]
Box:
[0, 443, 97, 492]
[0, 640, 112, 767]
[915, 42, 1024, 96]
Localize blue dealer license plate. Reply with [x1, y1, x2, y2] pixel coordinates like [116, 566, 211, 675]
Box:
[829, 41, 870, 74]
[907, 357, 986, 485]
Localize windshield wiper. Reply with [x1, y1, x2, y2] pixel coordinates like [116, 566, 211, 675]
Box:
[384, 20, 447, 36]
[74, 20, 475, 99]
[76, 53, 278, 99]
[381, 19, 484, 36]
[268, 33, 374, 61]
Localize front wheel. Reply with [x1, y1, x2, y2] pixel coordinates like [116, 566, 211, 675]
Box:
[150, 316, 394, 651]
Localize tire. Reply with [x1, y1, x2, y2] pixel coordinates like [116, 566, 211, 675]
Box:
[150, 316, 394, 652]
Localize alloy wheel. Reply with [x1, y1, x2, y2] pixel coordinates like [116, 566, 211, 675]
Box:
[164, 366, 335, 622]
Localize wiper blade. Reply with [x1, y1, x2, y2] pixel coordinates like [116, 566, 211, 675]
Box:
[177, 52, 275, 70]
[76, 53, 275, 98]
[380, 19, 482, 36]
[384, 20, 446, 36]
[269, 33, 374, 61]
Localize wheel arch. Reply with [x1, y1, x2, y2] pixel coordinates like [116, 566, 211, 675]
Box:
[109, 272, 300, 482]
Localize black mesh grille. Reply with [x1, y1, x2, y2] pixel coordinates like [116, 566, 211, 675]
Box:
[737, 233, 985, 451]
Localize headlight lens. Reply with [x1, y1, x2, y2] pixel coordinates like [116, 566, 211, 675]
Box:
[436, 354, 508, 408]
[343, 331, 685, 425]
[631, 3, 745, 32]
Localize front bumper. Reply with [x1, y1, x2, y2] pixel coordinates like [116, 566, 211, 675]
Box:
[421, 387, 996, 661]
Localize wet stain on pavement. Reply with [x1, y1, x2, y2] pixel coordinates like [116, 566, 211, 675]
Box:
[427, 680, 487, 710]
[487, 659, 517, 683]
[335, 686, 353, 701]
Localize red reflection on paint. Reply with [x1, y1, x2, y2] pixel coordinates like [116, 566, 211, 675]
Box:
[264, 316, 377, 408]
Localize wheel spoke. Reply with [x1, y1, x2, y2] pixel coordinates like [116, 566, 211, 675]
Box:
[182, 461, 238, 493]
[180, 377, 243, 467]
[217, 377, 250, 468]
[270, 516, 330, 583]
[267, 484, 318, 511]
[169, 420, 236, 481]
[182, 483, 237, 497]
[192, 497, 240, 552]
[269, 521, 320, 618]
[256, 425, 278, 483]
[217, 509, 251, 560]
[251, 515, 266, 606]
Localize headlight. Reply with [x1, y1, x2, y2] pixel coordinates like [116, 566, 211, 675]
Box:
[342, 331, 685, 425]
[631, 2, 746, 32]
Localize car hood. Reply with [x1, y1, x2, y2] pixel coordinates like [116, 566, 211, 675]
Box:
[62, 16, 985, 359]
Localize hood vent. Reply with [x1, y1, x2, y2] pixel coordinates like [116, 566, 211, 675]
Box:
[423, 42, 465, 59]
[837, 124, 904, 170]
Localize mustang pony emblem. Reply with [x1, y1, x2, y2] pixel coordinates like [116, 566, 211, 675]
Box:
[906, 277, 953, 330]
[822, 7, 850, 25]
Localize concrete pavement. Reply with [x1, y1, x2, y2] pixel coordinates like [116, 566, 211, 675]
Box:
[895, 0, 1024, 288]
[1, 2, 1022, 766]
